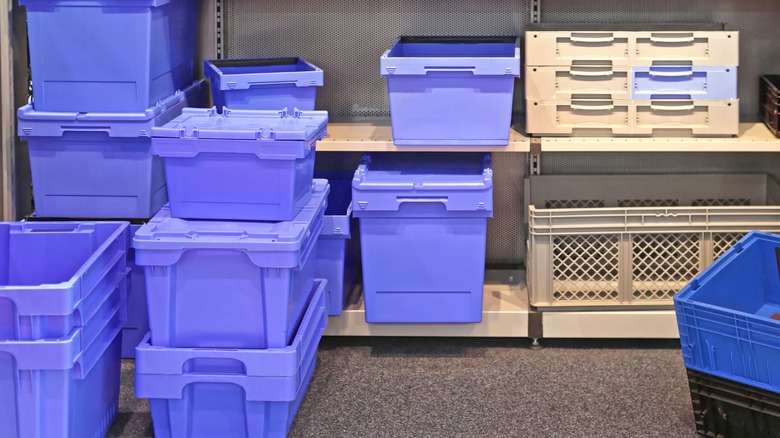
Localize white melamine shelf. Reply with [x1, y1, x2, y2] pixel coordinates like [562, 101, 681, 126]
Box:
[541, 122, 780, 152]
[317, 120, 530, 152]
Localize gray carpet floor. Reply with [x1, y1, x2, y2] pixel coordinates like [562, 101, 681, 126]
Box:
[107, 337, 699, 438]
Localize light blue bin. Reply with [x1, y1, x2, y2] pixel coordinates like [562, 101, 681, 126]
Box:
[631, 66, 737, 100]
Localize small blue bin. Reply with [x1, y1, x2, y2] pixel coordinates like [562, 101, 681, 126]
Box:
[21, 0, 198, 113]
[135, 279, 326, 438]
[17, 80, 205, 219]
[133, 180, 328, 349]
[675, 231, 780, 394]
[0, 221, 128, 342]
[122, 224, 149, 359]
[381, 36, 521, 146]
[314, 170, 357, 316]
[205, 57, 323, 112]
[631, 66, 738, 100]
[353, 154, 493, 323]
[0, 290, 126, 438]
[152, 107, 328, 221]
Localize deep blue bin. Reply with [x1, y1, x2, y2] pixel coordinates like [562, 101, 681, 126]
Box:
[122, 224, 149, 359]
[631, 66, 738, 100]
[133, 180, 329, 349]
[314, 170, 356, 316]
[135, 279, 326, 438]
[152, 107, 328, 221]
[353, 154, 493, 323]
[21, 0, 198, 113]
[205, 57, 323, 112]
[675, 231, 780, 394]
[17, 80, 205, 219]
[380, 36, 521, 146]
[0, 288, 126, 438]
[0, 221, 128, 342]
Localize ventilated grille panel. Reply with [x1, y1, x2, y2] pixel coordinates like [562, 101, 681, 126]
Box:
[632, 234, 700, 301]
[552, 235, 620, 302]
[713, 232, 747, 260]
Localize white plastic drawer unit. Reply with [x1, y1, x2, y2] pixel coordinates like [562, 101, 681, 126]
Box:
[634, 31, 738, 66]
[525, 99, 632, 135]
[525, 32, 632, 66]
[525, 65, 631, 100]
[525, 99, 739, 136]
[634, 100, 739, 135]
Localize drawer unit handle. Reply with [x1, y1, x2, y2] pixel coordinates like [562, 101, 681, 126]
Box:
[569, 69, 614, 77]
[649, 33, 695, 43]
[571, 103, 615, 111]
[570, 33, 615, 43]
[648, 69, 694, 77]
[650, 103, 695, 111]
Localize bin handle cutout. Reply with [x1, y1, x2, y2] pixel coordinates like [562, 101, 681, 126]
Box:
[423, 66, 476, 74]
[569, 68, 614, 77]
[650, 103, 695, 111]
[571, 103, 614, 111]
[570, 33, 614, 43]
[397, 197, 449, 204]
[648, 68, 693, 77]
[649, 33, 695, 43]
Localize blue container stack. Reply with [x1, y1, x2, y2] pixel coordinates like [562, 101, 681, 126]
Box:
[133, 106, 331, 437]
[17, 0, 203, 363]
[353, 153, 494, 323]
[674, 231, 780, 435]
[0, 221, 130, 438]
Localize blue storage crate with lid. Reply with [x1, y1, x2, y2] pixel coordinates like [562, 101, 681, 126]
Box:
[17, 80, 205, 219]
[352, 153, 493, 323]
[675, 231, 780, 394]
[205, 57, 323, 112]
[152, 107, 328, 221]
[0, 285, 126, 438]
[314, 169, 357, 316]
[0, 221, 129, 342]
[631, 66, 738, 100]
[133, 180, 329, 349]
[122, 223, 149, 359]
[380, 36, 521, 146]
[135, 279, 326, 438]
[21, 0, 198, 113]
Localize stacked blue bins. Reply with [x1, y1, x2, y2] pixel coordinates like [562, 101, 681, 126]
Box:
[674, 231, 780, 437]
[381, 36, 521, 145]
[18, 0, 201, 361]
[0, 221, 129, 437]
[205, 57, 324, 112]
[134, 106, 330, 437]
[353, 153, 493, 323]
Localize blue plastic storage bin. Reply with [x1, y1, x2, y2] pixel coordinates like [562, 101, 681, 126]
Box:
[17, 80, 205, 219]
[0, 288, 126, 438]
[314, 170, 357, 316]
[631, 66, 738, 100]
[675, 231, 780, 394]
[353, 154, 493, 323]
[135, 279, 326, 438]
[133, 180, 329, 349]
[380, 36, 521, 146]
[0, 221, 128, 342]
[21, 0, 198, 113]
[122, 224, 149, 359]
[152, 107, 328, 221]
[205, 57, 323, 112]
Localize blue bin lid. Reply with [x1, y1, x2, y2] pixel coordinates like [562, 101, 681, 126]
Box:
[133, 180, 329, 268]
[151, 107, 328, 141]
[17, 80, 205, 138]
[352, 153, 493, 214]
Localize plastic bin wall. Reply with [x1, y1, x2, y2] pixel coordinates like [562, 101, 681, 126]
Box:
[17, 80, 205, 219]
[122, 224, 149, 359]
[22, 0, 198, 113]
[135, 280, 327, 438]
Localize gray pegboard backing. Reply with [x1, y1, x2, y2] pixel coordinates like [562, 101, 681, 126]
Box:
[540, 0, 780, 122]
[540, 152, 777, 176]
[223, 0, 527, 118]
[489, 153, 528, 265]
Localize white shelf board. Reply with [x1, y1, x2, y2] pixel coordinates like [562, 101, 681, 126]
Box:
[542, 310, 679, 339]
[541, 123, 780, 152]
[324, 281, 530, 337]
[317, 120, 530, 152]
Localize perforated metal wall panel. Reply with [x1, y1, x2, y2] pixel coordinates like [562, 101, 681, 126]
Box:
[540, 0, 780, 122]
